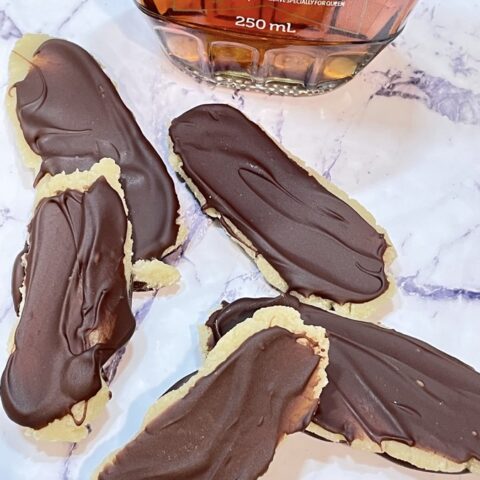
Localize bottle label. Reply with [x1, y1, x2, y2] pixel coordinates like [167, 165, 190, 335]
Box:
[224, 0, 387, 40]
[143, 0, 416, 42]
[267, 0, 345, 6]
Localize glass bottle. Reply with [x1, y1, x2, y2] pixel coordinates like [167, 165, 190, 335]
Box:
[135, 0, 419, 95]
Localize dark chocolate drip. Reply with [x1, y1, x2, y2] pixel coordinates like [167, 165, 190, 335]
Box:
[99, 327, 320, 480]
[1, 178, 136, 429]
[11, 244, 27, 315]
[164, 371, 197, 395]
[170, 104, 388, 305]
[206, 296, 480, 465]
[14, 38, 180, 262]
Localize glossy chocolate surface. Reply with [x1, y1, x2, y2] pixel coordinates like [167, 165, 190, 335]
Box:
[14, 38, 179, 262]
[1, 178, 135, 429]
[170, 104, 388, 305]
[99, 327, 320, 479]
[207, 296, 480, 464]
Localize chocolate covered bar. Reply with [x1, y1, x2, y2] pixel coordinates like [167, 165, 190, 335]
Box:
[169, 104, 395, 318]
[2, 160, 136, 442]
[7, 34, 185, 288]
[96, 306, 329, 479]
[204, 295, 480, 474]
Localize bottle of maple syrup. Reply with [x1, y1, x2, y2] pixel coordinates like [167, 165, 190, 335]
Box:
[135, 0, 418, 95]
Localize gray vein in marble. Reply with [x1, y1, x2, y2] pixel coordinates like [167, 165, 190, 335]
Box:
[0, 207, 15, 228]
[373, 69, 480, 125]
[400, 232, 413, 249]
[103, 346, 127, 384]
[398, 275, 480, 301]
[322, 141, 342, 181]
[0, 9, 21, 40]
[56, 0, 91, 33]
[179, 254, 202, 285]
[103, 293, 155, 383]
[422, 223, 480, 278]
[209, 270, 275, 312]
[163, 181, 210, 266]
[231, 89, 245, 110]
[271, 108, 285, 143]
[178, 201, 210, 253]
[133, 293, 157, 325]
[451, 53, 477, 77]
[220, 270, 264, 303]
[164, 204, 209, 268]
[62, 443, 77, 480]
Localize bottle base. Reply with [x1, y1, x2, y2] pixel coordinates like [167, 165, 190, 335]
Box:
[149, 19, 394, 96]
[174, 60, 353, 96]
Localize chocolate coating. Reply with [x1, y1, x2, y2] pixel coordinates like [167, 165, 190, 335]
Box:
[1, 178, 136, 429]
[99, 327, 320, 480]
[11, 244, 27, 315]
[207, 296, 480, 464]
[170, 104, 388, 305]
[14, 38, 180, 262]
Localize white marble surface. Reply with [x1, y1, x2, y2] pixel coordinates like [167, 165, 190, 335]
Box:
[0, 0, 479, 478]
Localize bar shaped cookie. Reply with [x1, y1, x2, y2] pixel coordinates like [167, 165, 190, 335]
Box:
[204, 295, 480, 474]
[1, 160, 136, 442]
[96, 306, 329, 479]
[7, 34, 185, 288]
[169, 104, 394, 318]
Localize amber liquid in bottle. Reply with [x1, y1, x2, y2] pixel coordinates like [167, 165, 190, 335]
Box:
[135, 0, 418, 95]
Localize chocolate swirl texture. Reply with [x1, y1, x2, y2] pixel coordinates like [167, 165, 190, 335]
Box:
[99, 327, 320, 480]
[207, 296, 480, 465]
[1, 178, 136, 429]
[169, 104, 388, 305]
[14, 38, 180, 262]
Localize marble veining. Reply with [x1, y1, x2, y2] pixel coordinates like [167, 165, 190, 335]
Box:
[0, 10, 21, 40]
[374, 69, 480, 125]
[56, 0, 91, 33]
[0, 206, 14, 227]
[398, 275, 480, 302]
[0, 0, 479, 479]
[62, 444, 77, 480]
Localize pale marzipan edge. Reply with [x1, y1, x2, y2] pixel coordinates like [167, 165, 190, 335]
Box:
[94, 306, 329, 478]
[132, 259, 180, 289]
[11, 159, 132, 442]
[137, 216, 187, 289]
[198, 323, 213, 358]
[169, 137, 395, 321]
[7, 33, 186, 286]
[306, 423, 480, 475]
[26, 384, 111, 443]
